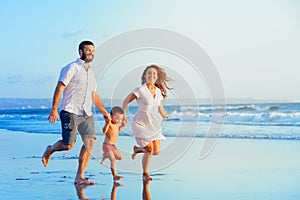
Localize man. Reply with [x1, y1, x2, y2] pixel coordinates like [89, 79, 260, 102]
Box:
[42, 40, 110, 185]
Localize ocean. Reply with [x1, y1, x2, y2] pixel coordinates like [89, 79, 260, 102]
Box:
[1, 98, 300, 140]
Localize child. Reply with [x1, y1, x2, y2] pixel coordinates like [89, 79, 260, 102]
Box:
[100, 106, 125, 181]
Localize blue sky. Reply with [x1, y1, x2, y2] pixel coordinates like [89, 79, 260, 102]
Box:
[1, 1, 300, 101]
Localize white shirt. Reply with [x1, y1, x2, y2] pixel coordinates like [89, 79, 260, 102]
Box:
[132, 84, 163, 112]
[58, 58, 97, 116]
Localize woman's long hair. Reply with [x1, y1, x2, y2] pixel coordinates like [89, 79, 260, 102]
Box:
[141, 65, 173, 98]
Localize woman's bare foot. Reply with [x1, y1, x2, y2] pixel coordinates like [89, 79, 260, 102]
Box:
[42, 145, 52, 167]
[143, 172, 153, 181]
[131, 145, 140, 160]
[132, 145, 153, 160]
[144, 144, 152, 153]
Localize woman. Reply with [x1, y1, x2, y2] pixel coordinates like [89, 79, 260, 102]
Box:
[122, 64, 172, 181]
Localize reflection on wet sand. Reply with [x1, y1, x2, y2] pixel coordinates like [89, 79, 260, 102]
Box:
[75, 181, 124, 200]
[110, 182, 124, 200]
[143, 180, 152, 200]
[74, 179, 152, 199]
[75, 184, 90, 200]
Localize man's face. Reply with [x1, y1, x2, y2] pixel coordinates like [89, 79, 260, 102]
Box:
[80, 44, 94, 63]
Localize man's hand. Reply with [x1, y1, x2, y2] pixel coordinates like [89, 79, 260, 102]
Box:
[48, 109, 59, 124]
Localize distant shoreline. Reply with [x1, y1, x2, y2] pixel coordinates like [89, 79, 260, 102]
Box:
[0, 97, 299, 109]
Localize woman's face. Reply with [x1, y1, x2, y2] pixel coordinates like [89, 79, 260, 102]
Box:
[144, 67, 158, 84]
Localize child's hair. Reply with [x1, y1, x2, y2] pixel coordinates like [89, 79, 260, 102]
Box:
[110, 106, 124, 115]
[141, 64, 173, 98]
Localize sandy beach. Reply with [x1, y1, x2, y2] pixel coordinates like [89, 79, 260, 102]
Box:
[1, 129, 300, 199]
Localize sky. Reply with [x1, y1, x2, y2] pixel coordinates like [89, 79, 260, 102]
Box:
[0, 0, 300, 102]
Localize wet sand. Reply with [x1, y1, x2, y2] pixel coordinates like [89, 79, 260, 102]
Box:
[1, 129, 300, 199]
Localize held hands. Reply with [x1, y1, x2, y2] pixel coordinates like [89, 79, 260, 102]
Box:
[48, 109, 59, 124]
[103, 112, 111, 123]
[118, 117, 127, 130]
[122, 117, 128, 127]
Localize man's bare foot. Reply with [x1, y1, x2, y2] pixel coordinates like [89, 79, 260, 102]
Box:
[74, 177, 97, 185]
[143, 172, 153, 181]
[113, 175, 124, 181]
[42, 145, 52, 167]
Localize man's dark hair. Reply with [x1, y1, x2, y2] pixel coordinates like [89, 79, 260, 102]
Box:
[78, 40, 94, 52]
[110, 106, 124, 115]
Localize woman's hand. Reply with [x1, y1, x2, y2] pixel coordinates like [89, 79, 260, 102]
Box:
[122, 117, 128, 127]
[162, 113, 168, 119]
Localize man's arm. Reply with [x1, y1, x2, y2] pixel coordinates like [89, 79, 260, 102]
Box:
[92, 91, 110, 121]
[48, 82, 66, 123]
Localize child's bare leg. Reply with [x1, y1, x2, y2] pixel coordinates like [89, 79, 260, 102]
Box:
[114, 149, 123, 161]
[111, 168, 124, 181]
[111, 181, 124, 200]
[100, 153, 107, 164]
[107, 151, 124, 181]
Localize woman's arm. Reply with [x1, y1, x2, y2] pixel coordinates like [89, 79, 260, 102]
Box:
[122, 93, 137, 123]
[118, 123, 125, 132]
[158, 100, 168, 119]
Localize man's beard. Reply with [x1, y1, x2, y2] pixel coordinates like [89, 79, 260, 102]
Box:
[80, 52, 86, 60]
[80, 52, 93, 62]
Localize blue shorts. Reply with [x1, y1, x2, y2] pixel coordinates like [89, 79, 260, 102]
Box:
[60, 110, 96, 145]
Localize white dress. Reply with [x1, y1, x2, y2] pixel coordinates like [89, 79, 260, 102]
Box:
[131, 84, 166, 147]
